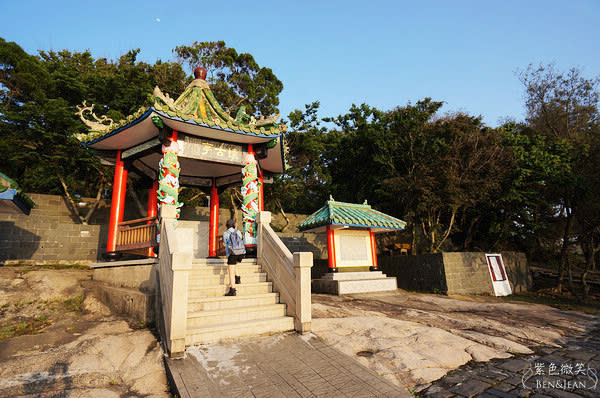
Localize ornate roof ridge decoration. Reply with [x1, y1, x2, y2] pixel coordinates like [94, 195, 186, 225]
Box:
[297, 196, 407, 232]
[74, 106, 149, 143]
[75, 66, 287, 146]
[75, 101, 115, 132]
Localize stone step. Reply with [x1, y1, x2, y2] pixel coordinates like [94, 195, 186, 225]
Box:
[187, 304, 287, 328]
[320, 271, 384, 280]
[188, 265, 263, 278]
[192, 258, 257, 265]
[312, 277, 397, 295]
[187, 273, 268, 287]
[186, 316, 295, 345]
[188, 292, 281, 312]
[188, 282, 273, 297]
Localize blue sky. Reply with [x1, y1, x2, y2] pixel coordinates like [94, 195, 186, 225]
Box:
[1, 0, 598, 126]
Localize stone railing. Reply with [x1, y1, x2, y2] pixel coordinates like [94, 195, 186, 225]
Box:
[157, 205, 192, 357]
[257, 211, 312, 333]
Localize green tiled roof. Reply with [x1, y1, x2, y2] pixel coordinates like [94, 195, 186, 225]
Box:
[297, 197, 406, 231]
[75, 77, 287, 145]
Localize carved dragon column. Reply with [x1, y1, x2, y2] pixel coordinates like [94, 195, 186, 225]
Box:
[241, 144, 260, 257]
[153, 117, 182, 232]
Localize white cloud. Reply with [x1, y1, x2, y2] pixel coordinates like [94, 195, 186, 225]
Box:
[155, 18, 161, 23]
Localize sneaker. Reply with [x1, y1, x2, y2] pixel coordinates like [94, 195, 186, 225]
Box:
[235, 275, 241, 285]
[225, 288, 236, 296]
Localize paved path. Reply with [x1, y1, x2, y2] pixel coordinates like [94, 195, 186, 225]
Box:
[165, 332, 410, 398]
[421, 328, 600, 398]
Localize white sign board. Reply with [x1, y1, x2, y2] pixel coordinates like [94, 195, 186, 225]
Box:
[334, 229, 373, 267]
[179, 135, 245, 165]
[485, 254, 512, 296]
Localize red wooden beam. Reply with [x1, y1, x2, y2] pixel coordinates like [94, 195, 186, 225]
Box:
[327, 225, 337, 272]
[369, 230, 379, 271]
[107, 151, 128, 253]
[208, 177, 219, 257]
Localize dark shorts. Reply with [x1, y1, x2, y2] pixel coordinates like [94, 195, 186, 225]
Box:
[227, 254, 244, 265]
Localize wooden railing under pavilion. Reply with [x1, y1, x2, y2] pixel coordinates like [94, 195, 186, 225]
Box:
[116, 216, 158, 255]
[216, 236, 226, 257]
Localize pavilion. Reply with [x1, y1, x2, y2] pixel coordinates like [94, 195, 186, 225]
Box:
[298, 197, 406, 294]
[76, 67, 287, 259]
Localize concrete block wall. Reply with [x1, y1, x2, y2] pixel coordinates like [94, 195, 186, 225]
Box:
[442, 252, 494, 294]
[379, 253, 446, 292]
[377, 252, 530, 295]
[0, 194, 104, 263]
[278, 232, 328, 260]
[499, 251, 532, 293]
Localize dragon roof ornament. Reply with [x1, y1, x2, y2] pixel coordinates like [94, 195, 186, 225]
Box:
[75, 101, 115, 132]
[75, 66, 288, 145]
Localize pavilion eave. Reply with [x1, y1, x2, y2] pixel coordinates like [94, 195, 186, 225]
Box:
[82, 108, 283, 151]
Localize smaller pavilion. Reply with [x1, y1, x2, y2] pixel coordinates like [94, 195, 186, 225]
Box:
[298, 197, 405, 294]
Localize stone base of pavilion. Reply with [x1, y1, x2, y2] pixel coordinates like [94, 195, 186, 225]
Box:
[312, 270, 397, 295]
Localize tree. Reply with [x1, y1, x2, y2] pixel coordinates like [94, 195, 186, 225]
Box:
[0, 39, 187, 222]
[519, 64, 600, 295]
[174, 41, 283, 118]
[319, 99, 510, 253]
[266, 102, 336, 216]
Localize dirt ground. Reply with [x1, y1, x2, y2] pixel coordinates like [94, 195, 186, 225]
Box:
[0, 266, 169, 398]
[1, 265, 598, 396]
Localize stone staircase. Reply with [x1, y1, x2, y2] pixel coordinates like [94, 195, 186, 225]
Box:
[312, 271, 397, 295]
[185, 257, 295, 345]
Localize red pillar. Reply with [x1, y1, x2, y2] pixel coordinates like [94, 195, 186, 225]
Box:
[107, 150, 128, 253]
[258, 166, 264, 211]
[369, 230, 379, 271]
[326, 225, 337, 272]
[146, 180, 158, 257]
[208, 178, 219, 257]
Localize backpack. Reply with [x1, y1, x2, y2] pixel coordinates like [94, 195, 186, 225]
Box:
[229, 230, 246, 255]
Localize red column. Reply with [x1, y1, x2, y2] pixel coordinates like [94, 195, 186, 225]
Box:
[107, 151, 128, 253]
[258, 167, 264, 211]
[369, 230, 379, 271]
[208, 178, 219, 257]
[146, 180, 158, 257]
[327, 225, 337, 272]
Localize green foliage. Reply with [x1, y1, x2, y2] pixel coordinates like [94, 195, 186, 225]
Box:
[267, 101, 336, 213]
[174, 41, 283, 117]
[518, 64, 600, 288]
[0, 38, 186, 197]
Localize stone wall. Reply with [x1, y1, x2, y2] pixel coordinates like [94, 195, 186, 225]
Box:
[442, 252, 495, 295]
[379, 253, 446, 293]
[0, 194, 105, 263]
[377, 252, 530, 294]
[278, 232, 328, 260]
[499, 252, 531, 293]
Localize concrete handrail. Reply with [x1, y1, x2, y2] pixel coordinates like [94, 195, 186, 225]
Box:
[257, 211, 313, 333]
[157, 205, 192, 357]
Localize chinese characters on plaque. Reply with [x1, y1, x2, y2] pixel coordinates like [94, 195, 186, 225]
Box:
[179, 135, 245, 165]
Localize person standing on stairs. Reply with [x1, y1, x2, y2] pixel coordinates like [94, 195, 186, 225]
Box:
[223, 219, 245, 296]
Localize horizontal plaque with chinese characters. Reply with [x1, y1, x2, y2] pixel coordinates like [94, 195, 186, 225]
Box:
[179, 135, 245, 165]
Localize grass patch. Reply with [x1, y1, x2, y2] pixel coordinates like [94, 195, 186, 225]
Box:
[1, 262, 89, 270]
[0, 318, 52, 340]
[0, 295, 87, 340]
[501, 291, 600, 314]
[62, 296, 84, 313]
